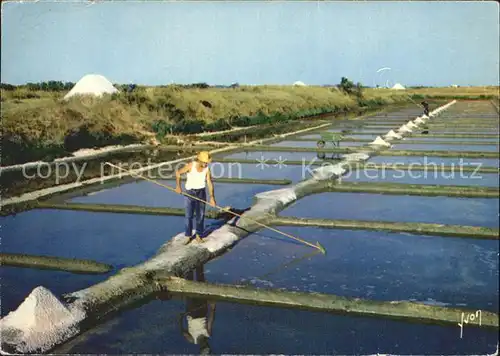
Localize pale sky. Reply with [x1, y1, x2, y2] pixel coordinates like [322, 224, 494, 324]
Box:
[1, 1, 499, 86]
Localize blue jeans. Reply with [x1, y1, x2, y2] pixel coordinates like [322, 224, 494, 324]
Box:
[185, 188, 206, 237]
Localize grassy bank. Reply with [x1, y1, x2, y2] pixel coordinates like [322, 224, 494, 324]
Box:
[406, 86, 499, 99]
[3, 84, 497, 166]
[2, 85, 413, 166]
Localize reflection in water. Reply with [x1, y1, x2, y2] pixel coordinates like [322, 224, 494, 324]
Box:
[178, 265, 216, 355]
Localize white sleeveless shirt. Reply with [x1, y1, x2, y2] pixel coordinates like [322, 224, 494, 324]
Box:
[186, 315, 210, 344]
[185, 161, 208, 190]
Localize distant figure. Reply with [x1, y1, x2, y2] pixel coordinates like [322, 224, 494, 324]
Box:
[421, 101, 430, 116]
[179, 266, 216, 355]
[127, 84, 136, 93]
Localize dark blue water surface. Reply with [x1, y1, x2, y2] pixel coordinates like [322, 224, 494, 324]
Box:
[428, 131, 498, 135]
[214, 163, 310, 182]
[394, 143, 499, 152]
[406, 137, 499, 143]
[4, 211, 497, 354]
[2, 106, 499, 354]
[300, 133, 378, 140]
[204, 228, 499, 310]
[343, 169, 499, 187]
[59, 294, 499, 355]
[326, 128, 392, 133]
[49, 226, 499, 355]
[369, 155, 500, 168]
[221, 150, 335, 162]
[270, 140, 367, 148]
[281, 193, 499, 228]
[0, 210, 186, 316]
[70, 181, 276, 210]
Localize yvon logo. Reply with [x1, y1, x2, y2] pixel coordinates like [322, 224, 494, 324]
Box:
[458, 310, 482, 339]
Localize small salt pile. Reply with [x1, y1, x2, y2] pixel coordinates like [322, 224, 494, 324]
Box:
[0, 286, 83, 353]
[384, 130, 402, 140]
[406, 121, 418, 129]
[369, 136, 392, 147]
[398, 125, 413, 133]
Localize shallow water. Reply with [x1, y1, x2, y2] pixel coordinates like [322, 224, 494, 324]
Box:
[221, 150, 341, 162]
[343, 169, 499, 187]
[213, 163, 313, 182]
[369, 155, 500, 168]
[281, 193, 499, 228]
[301, 133, 378, 140]
[393, 143, 499, 152]
[70, 181, 278, 211]
[405, 136, 500, 143]
[271, 140, 367, 148]
[326, 128, 392, 133]
[203, 228, 499, 310]
[2, 105, 499, 354]
[38, 224, 498, 355]
[0, 210, 185, 315]
[58, 293, 499, 355]
[362, 125, 406, 129]
[5, 210, 497, 354]
[427, 131, 499, 135]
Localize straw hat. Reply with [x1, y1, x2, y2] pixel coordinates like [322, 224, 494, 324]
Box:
[197, 151, 212, 163]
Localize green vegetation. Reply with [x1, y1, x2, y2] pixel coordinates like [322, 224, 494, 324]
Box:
[1, 81, 411, 165]
[3, 81, 497, 166]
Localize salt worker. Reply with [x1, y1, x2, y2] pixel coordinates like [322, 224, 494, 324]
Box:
[421, 101, 430, 116]
[175, 151, 216, 244]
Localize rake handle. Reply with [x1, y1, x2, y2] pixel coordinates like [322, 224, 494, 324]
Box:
[105, 163, 323, 252]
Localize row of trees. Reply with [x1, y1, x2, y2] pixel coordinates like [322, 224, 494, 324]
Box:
[2, 78, 363, 92]
[0, 81, 75, 91]
[0, 81, 239, 92]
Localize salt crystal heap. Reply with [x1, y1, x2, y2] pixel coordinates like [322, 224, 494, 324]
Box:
[0, 286, 84, 354]
[64, 74, 118, 100]
[414, 117, 426, 125]
[406, 121, 418, 129]
[369, 136, 392, 147]
[398, 124, 413, 133]
[384, 130, 402, 140]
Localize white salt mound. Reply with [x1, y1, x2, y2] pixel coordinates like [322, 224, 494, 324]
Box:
[398, 125, 413, 133]
[0, 286, 83, 353]
[406, 121, 418, 129]
[369, 136, 392, 147]
[64, 74, 118, 100]
[384, 130, 402, 140]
